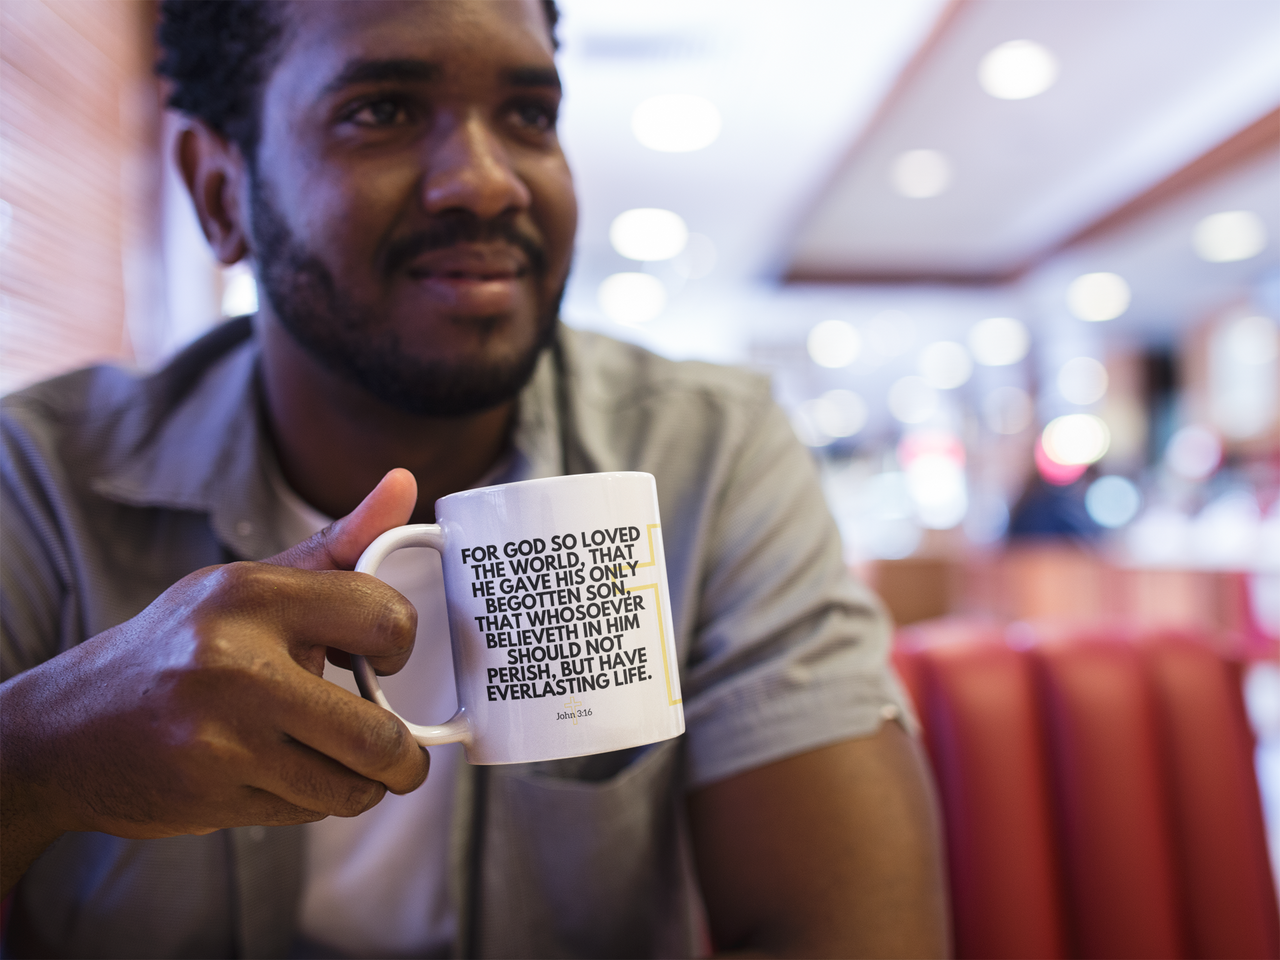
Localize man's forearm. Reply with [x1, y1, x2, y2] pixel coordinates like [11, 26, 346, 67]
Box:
[689, 724, 950, 958]
[1, 666, 71, 896]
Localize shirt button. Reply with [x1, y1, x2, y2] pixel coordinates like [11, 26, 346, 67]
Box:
[236, 520, 253, 537]
[249, 825, 267, 843]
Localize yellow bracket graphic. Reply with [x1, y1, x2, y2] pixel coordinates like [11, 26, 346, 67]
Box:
[634, 523, 660, 569]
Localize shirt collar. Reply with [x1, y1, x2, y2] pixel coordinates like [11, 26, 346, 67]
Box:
[91, 322, 569, 560]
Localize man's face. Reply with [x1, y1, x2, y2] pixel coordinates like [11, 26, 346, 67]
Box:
[248, 0, 576, 416]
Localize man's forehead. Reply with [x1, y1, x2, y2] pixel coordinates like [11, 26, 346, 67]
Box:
[275, 0, 556, 89]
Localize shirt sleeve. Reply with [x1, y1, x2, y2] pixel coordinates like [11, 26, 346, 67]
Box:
[1, 400, 77, 680]
[680, 392, 914, 789]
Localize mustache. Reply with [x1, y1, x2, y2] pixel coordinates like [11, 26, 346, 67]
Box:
[384, 213, 548, 279]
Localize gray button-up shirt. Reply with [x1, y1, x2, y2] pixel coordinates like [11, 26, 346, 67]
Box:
[2, 318, 905, 959]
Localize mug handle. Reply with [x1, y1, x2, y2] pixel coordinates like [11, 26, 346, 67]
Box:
[350, 524, 471, 749]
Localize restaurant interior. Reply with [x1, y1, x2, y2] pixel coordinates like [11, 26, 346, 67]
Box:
[2, 0, 1278, 956]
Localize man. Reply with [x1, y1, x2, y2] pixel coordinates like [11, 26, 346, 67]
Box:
[0, 1, 948, 956]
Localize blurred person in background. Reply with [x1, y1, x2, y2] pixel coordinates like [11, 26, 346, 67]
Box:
[0, 2, 946, 957]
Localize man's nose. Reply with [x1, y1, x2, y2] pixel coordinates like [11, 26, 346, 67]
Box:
[423, 114, 531, 219]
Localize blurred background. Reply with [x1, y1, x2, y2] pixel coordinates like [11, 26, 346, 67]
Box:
[2, 0, 1279, 895]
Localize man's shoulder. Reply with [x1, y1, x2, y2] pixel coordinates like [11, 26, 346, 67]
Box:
[560, 326, 772, 409]
[2, 318, 256, 460]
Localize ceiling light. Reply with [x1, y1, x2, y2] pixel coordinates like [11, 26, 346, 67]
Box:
[1067, 272, 1130, 322]
[983, 386, 1033, 435]
[1042, 414, 1110, 466]
[807, 319, 861, 368]
[610, 208, 688, 261]
[631, 94, 721, 153]
[918, 341, 972, 389]
[968, 316, 1030, 366]
[1057, 356, 1108, 405]
[888, 376, 939, 424]
[1193, 210, 1267, 263]
[1086, 476, 1141, 528]
[890, 149, 952, 199]
[978, 40, 1059, 100]
[598, 272, 665, 324]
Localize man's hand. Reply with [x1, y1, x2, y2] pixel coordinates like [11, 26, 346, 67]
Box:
[0, 469, 430, 896]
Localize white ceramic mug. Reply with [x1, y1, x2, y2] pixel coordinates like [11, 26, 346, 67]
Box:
[351, 471, 685, 765]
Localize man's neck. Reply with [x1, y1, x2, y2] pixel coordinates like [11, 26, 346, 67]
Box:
[256, 318, 515, 524]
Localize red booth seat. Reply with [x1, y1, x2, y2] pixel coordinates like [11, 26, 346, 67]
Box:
[893, 622, 1280, 960]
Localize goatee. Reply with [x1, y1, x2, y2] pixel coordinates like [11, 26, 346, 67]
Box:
[250, 177, 563, 417]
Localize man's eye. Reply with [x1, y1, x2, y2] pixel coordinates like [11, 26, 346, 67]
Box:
[512, 102, 556, 132]
[348, 99, 410, 127]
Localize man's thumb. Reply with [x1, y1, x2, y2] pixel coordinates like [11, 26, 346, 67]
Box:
[264, 468, 418, 571]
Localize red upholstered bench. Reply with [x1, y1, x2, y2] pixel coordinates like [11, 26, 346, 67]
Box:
[893, 621, 1280, 960]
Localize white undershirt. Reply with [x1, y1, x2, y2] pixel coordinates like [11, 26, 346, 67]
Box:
[271, 475, 462, 957]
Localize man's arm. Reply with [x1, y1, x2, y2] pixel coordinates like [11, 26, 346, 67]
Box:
[0, 470, 430, 896]
[688, 722, 950, 959]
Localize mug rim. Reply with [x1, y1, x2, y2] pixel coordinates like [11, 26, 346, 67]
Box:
[435, 470, 655, 511]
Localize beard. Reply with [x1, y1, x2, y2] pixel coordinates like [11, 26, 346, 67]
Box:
[250, 178, 564, 417]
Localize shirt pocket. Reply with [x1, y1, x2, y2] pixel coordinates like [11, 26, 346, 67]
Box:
[475, 738, 707, 959]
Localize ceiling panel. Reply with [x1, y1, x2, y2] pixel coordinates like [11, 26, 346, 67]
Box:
[786, 0, 1280, 281]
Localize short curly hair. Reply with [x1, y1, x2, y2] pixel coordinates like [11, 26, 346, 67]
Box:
[156, 0, 561, 164]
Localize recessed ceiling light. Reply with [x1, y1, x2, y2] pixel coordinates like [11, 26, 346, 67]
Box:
[968, 316, 1030, 366]
[598, 272, 666, 324]
[890, 149, 952, 199]
[631, 94, 722, 153]
[807, 319, 861, 368]
[978, 40, 1059, 100]
[1067, 272, 1130, 322]
[1193, 210, 1267, 263]
[609, 208, 688, 261]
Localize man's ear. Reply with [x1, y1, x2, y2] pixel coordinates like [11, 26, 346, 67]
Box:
[175, 120, 251, 265]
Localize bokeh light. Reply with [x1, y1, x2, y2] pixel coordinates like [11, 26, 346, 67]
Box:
[220, 263, 258, 317]
[807, 319, 862, 368]
[891, 149, 952, 199]
[1057, 356, 1109, 405]
[968, 316, 1030, 366]
[1164, 425, 1222, 480]
[598, 272, 666, 324]
[1086, 475, 1141, 528]
[1035, 438, 1088, 485]
[631, 94, 722, 153]
[813, 389, 869, 437]
[1193, 210, 1267, 263]
[918, 340, 973, 389]
[982, 385, 1034, 435]
[978, 40, 1059, 100]
[888, 376, 940, 424]
[672, 233, 717, 280]
[1067, 272, 1130, 322]
[1224, 314, 1279, 365]
[609, 208, 688, 261]
[1042, 413, 1110, 465]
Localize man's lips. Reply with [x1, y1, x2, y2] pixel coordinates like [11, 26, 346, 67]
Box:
[403, 244, 530, 312]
